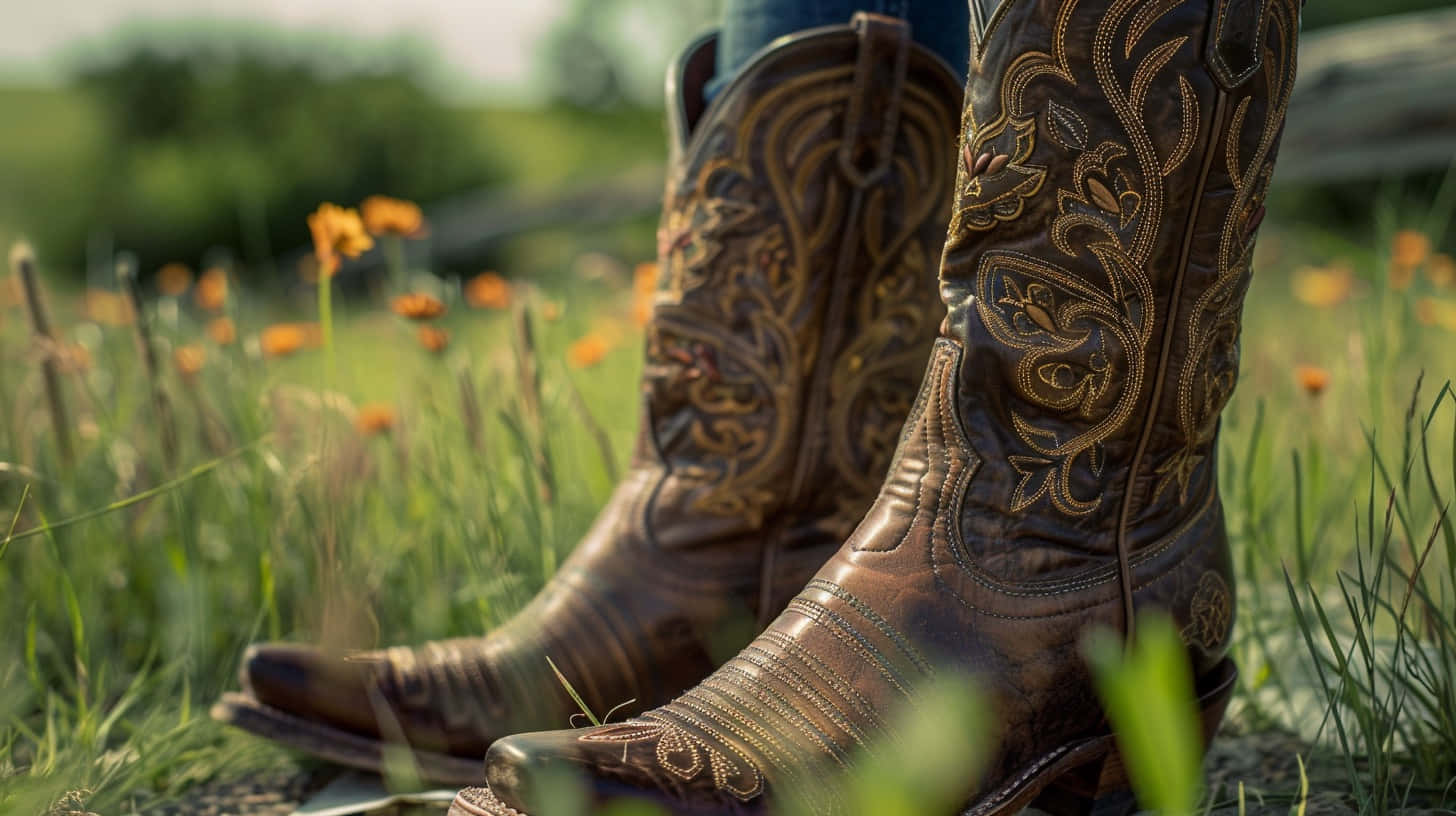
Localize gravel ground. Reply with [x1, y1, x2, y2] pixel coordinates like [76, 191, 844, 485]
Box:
[141, 730, 1439, 816]
[128, 768, 338, 816]
[1204, 730, 1356, 816]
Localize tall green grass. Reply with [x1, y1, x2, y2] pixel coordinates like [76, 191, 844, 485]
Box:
[2, 193, 1455, 814]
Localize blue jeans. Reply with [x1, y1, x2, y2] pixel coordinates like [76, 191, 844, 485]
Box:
[712, 0, 969, 95]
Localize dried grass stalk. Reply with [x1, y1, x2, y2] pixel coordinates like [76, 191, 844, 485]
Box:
[11, 242, 73, 466]
[118, 255, 178, 472]
[512, 296, 554, 502]
[563, 372, 619, 484]
[457, 365, 484, 453]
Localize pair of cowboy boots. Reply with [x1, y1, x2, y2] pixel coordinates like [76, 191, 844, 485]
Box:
[218, 0, 1301, 812]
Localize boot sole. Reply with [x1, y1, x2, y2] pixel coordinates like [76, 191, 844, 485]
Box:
[211, 692, 482, 786]
[446, 658, 1237, 816]
[970, 657, 1238, 816]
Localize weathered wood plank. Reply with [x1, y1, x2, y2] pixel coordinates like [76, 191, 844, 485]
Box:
[1279, 7, 1456, 184]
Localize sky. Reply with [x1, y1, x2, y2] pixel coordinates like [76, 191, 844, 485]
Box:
[0, 0, 571, 97]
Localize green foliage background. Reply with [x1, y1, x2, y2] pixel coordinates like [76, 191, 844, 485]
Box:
[1, 0, 1450, 281]
[9, 36, 500, 279]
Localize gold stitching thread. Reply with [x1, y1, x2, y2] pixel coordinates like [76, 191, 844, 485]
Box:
[1163, 76, 1200, 176]
[654, 47, 949, 529]
[733, 647, 874, 749]
[703, 673, 849, 768]
[951, 0, 1223, 517]
[1181, 570, 1233, 651]
[1161, 1, 1296, 505]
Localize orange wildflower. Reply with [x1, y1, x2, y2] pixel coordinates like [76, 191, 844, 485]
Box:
[568, 334, 611, 369]
[391, 292, 447, 321]
[464, 272, 511, 310]
[83, 289, 136, 326]
[308, 203, 374, 276]
[355, 403, 396, 436]
[1388, 230, 1432, 291]
[195, 267, 228, 312]
[1416, 297, 1456, 332]
[157, 262, 193, 296]
[417, 325, 450, 353]
[632, 262, 658, 326]
[1295, 365, 1330, 397]
[540, 300, 563, 322]
[1291, 264, 1353, 308]
[207, 316, 237, 345]
[260, 322, 321, 358]
[361, 195, 426, 238]
[1426, 253, 1455, 289]
[1391, 229, 1431, 271]
[174, 344, 206, 380]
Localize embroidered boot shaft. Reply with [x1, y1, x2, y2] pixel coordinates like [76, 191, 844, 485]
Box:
[454, 0, 1298, 812]
[212, 14, 961, 786]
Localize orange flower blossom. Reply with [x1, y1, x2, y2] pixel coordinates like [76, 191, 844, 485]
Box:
[361, 195, 426, 238]
[308, 203, 374, 276]
[391, 292, 447, 321]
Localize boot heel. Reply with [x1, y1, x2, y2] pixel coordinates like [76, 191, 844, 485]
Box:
[1029, 746, 1136, 816]
[1036, 788, 1138, 816]
[1029, 658, 1239, 816]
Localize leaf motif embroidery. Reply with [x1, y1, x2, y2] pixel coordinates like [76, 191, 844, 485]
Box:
[1180, 571, 1232, 653]
[1087, 178, 1121, 213]
[1046, 100, 1089, 152]
[954, 116, 1048, 232]
[579, 716, 765, 801]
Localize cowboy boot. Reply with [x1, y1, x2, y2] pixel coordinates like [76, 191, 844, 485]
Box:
[211, 14, 961, 786]
[452, 0, 1299, 812]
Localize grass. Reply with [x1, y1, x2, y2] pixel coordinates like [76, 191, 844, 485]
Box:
[2, 175, 1456, 814]
[0, 220, 651, 812]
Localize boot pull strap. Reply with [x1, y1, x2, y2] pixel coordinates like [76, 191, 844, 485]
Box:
[839, 12, 911, 188]
[1207, 0, 1270, 90]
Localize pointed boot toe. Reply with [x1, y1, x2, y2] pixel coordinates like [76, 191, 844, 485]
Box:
[217, 640, 506, 784]
[241, 643, 379, 737]
[477, 720, 771, 815]
[484, 733, 581, 812]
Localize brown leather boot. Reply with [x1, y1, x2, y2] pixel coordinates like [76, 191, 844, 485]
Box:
[211, 14, 961, 786]
[451, 0, 1299, 812]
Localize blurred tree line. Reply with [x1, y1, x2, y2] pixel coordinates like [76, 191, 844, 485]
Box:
[539, 0, 721, 108]
[5, 0, 1447, 280]
[16, 25, 500, 280]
